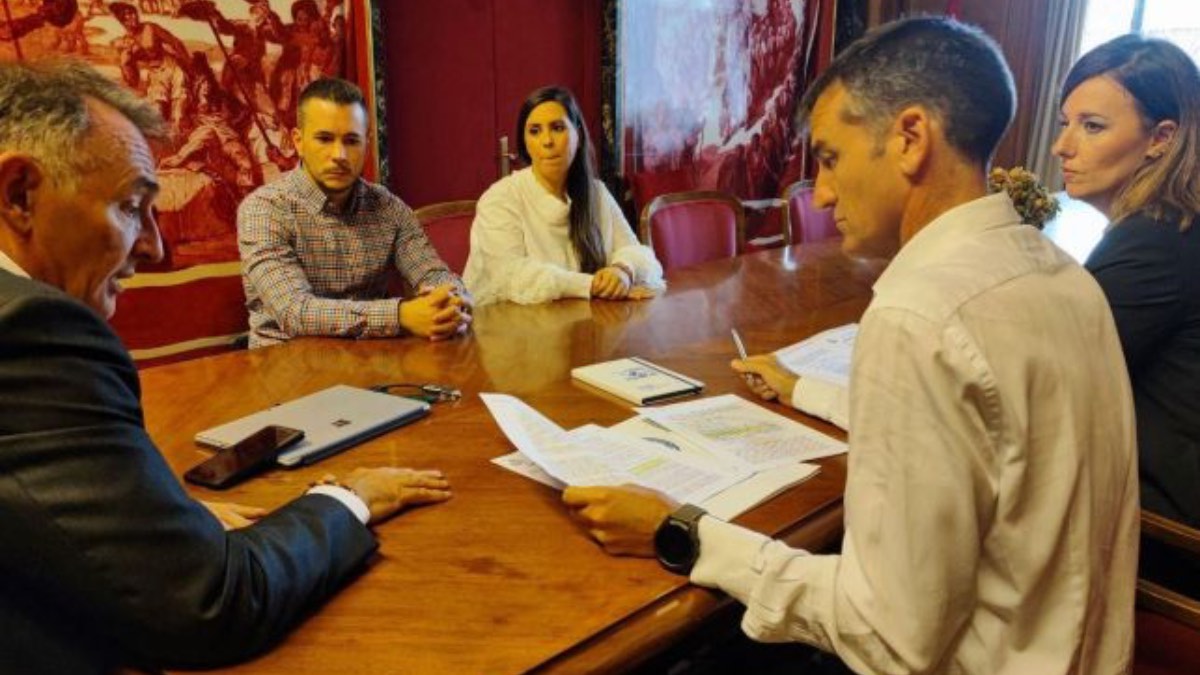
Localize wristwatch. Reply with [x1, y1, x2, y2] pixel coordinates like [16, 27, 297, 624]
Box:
[654, 503, 707, 575]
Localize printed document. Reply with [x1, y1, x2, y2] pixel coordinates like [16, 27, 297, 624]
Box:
[605, 416, 821, 519]
[481, 394, 747, 504]
[485, 394, 842, 519]
[608, 416, 747, 473]
[774, 323, 857, 387]
[491, 452, 563, 489]
[636, 394, 847, 469]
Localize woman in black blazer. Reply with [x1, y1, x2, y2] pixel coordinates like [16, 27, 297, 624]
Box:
[1053, 35, 1200, 532]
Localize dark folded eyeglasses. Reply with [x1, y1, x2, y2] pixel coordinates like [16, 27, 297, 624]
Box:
[369, 383, 462, 404]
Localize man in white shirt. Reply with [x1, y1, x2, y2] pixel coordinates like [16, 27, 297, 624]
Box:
[562, 17, 1138, 674]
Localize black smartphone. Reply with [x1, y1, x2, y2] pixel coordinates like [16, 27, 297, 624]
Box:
[184, 425, 305, 490]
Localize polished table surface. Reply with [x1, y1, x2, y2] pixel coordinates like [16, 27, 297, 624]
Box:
[140, 241, 881, 674]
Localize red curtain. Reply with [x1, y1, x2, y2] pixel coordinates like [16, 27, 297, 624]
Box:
[1, 1, 361, 366]
[616, 0, 838, 221]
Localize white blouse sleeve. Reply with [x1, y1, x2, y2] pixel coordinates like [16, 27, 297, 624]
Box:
[463, 184, 594, 306]
[599, 185, 666, 290]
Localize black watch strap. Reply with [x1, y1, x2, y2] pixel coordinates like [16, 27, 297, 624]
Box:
[654, 503, 707, 575]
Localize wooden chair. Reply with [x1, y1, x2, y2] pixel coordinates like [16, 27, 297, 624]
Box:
[638, 190, 745, 271]
[782, 180, 839, 245]
[414, 200, 477, 276]
[1134, 511, 1200, 674]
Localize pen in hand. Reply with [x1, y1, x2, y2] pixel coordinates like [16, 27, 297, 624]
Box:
[731, 328, 766, 388]
[731, 328, 749, 361]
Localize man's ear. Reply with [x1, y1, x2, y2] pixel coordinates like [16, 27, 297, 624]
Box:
[0, 154, 44, 236]
[891, 106, 932, 178]
[291, 126, 302, 153]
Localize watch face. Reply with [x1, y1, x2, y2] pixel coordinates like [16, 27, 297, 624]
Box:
[655, 521, 695, 567]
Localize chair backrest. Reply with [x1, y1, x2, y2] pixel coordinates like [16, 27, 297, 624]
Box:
[782, 180, 839, 245]
[638, 190, 745, 271]
[414, 200, 477, 276]
[741, 198, 789, 252]
[1134, 511, 1200, 673]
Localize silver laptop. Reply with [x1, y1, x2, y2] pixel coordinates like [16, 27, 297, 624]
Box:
[194, 385, 431, 467]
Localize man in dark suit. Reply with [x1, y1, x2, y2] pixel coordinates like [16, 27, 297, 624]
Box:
[0, 61, 453, 673]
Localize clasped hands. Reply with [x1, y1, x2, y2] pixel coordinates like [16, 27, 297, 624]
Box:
[400, 284, 473, 340]
[591, 265, 658, 301]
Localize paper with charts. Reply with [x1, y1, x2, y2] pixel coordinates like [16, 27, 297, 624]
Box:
[603, 416, 822, 520]
[483, 393, 841, 518]
[636, 394, 847, 469]
[481, 393, 750, 505]
[773, 323, 857, 388]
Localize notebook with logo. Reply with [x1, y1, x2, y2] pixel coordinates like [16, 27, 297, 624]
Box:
[194, 385, 431, 467]
[571, 356, 704, 405]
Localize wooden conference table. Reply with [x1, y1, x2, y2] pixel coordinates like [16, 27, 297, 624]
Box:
[140, 241, 882, 674]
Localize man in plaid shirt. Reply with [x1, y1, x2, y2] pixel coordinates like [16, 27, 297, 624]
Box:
[238, 77, 471, 349]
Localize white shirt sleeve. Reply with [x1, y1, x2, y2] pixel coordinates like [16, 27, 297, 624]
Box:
[790, 378, 850, 431]
[689, 308, 992, 674]
[464, 185, 593, 305]
[306, 485, 370, 524]
[599, 186, 666, 290]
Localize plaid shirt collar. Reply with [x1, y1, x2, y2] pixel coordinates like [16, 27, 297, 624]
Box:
[287, 166, 368, 216]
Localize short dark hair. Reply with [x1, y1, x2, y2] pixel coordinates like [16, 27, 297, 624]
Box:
[515, 85, 605, 274]
[799, 16, 1015, 165]
[1062, 34, 1200, 228]
[297, 77, 366, 127]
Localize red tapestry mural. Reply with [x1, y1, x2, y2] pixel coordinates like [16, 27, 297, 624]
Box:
[618, 0, 823, 222]
[1, 0, 372, 364]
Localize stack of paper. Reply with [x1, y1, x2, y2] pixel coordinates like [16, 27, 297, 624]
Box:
[774, 323, 858, 388]
[483, 393, 847, 520]
[635, 395, 847, 469]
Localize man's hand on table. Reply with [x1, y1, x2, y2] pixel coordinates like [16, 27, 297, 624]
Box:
[341, 467, 452, 525]
[562, 485, 679, 557]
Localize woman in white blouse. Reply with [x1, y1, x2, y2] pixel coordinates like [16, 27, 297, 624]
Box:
[463, 86, 664, 306]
